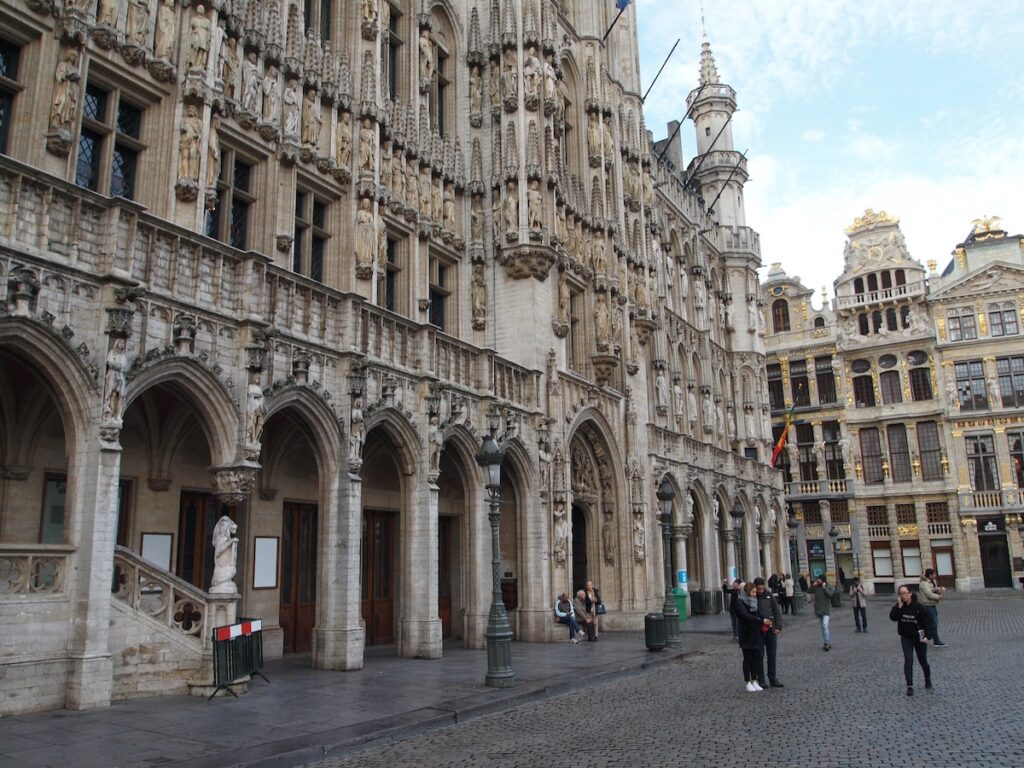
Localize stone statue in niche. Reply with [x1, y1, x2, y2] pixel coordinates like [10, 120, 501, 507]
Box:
[358, 117, 375, 171]
[349, 396, 365, 464]
[97, 0, 118, 27]
[209, 516, 239, 594]
[701, 392, 714, 429]
[206, 114, 221, 186]
[502, 57, 518, 101]
[282, 79, 300, 137]
[336, 111, 352, 167]
[744, 407, 755, 438]
[428, 412, 443, 476]
[602, 114, 615, 158]
[685, 494, 695, 525]
[245, 378, 265, 446]
[418, 168, 432, 215]
[503, 181, 519, 234]
[418, 29, 434, 83]
[587, 113, 601, 159]
[221, 38, 240, 100]
[49, 48, 81, 134]
[688, 388, 698, 428]
[523, 46, 541, 103]
[552, 503, 568, 563]
[407, 160, 419, 208]
[527, 180, 543, 229]
[632, 516, 646, 562]
[593, 238, 607, 274]
[655, 371, 669, 409]
[602, 516, 616, 566]
[472, 264, 487, 328]
[489, 61, 500, 107]
[674, 381, 684, 418]
[242, 50, 261, 113]
[543, 53, 557, 101]
[188, 5, 212, 70]
[431, 177, 443, 221]
[595, 292, 610, 346]
[177, 103, 202, 181]
[443, 185, 455, 230]
[558, 272, 570, 324]
[101, 337, 128, 424]
[262, 64, 280, 121]
[354, 198, 376, 274]
[469, 64, 482, 116]
[127, 0, 152, 48]
[470, 196, 484, 242]
[838, 434, 852, 469]
[210, 17, 226, 80]
[301, 89, 321, 145]
[154, 0, 178, 61]
[712, 497, 720, 528]
[361, 0, 377, 24]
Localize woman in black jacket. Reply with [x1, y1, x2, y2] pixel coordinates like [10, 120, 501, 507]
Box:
[734, 582, 771, 691]
[889, 585, 934, 696]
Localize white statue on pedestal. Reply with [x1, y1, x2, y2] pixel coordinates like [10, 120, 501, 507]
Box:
[209, 516, 239, 594]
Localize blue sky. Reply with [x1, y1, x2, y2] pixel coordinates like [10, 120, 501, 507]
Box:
[633, 0, 1024, 306]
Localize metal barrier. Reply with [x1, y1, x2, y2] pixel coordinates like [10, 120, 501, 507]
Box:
[210, 618, 269, 699]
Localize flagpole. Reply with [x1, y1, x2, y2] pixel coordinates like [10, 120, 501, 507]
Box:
[603, 6, 628, 43]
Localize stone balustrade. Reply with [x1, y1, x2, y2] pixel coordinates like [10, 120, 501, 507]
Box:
[0, 544, 73, 597]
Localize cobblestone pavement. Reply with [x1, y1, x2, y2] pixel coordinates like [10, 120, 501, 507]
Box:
[311, 595, 1024, 768]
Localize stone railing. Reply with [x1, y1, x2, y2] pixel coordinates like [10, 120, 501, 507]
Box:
[959, 490, 1006, 510]
[490, 355, 540, 409]
[111, 545, 216, 648]
[926, 522, 953, 536]
[867, 525, 891, 538]
[0, 544, 74, 597]
[785, 478, 850, 497]
[834, 281, 926, 310]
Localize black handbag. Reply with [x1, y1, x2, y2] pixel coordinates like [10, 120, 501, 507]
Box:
[595, 603, 607, 615]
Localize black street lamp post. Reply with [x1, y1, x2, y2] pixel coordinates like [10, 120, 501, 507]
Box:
[787, 514, 803, 614]
[730, 499, 746, 581]
[828, 525, 839, 585]
[656, 477, 680, 649]
[475, 432, 515, 688]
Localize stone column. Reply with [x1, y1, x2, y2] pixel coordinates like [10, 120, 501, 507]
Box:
[399, 464, 442, 658]
[760, 532, 775, 576]
[313, 463, 366, 669]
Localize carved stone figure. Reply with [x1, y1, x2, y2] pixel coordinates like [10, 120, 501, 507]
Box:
[282, 79, 300, 137]
[632, 516, 645, 562]
[558, 272, 570, 324]
[593, 238, 607, 274]
[712, 498, 720, 528]
[472, 264, 487, 327]
[674, 382, 684, 417]
[602, 114, 614, 157]
[206, 114, 221, 186]
[503, 181, 518, 233]
[101, 338, 127, 424]
[470, 196, 484, 241]
[209, 516, 239, 594]
[49, 49, 81, 133]
[595, 292, 610, 345]
[358, 117, 375, 171]
[655, 371, 669, 408]
[361, 0, 377, 24]
[744, 408, 755, 438]
[527, 180, 542, 229]
[552, 505, 568, 563]
[502, 58, 517, 101]
[687, 389, 698, 427]
[349, 396, 365, 464]
[354, 198, 376, 272]
[407, 160, 419, 207]
[443, 185, 455, 230]
[428, 413, 443, 475]
[301, 88, 321, 145]
[702, 392, 714, 428]
[127, 0, 152, 48]
[242, 51, 261, 113]
[188, 5, 211, 70]
[469, 64, 482, 116]
[602, 516, 616, 565]
[431, 177, 443, 221]
[97, 0, 118, 26]
[177, 104, 202, 181]
[419, 168, 432, 215]
[221, 37, 239, 99]
[262, 65, 281, 121]
[587, 113, 601, 158]
[154, 0, 177, 61]
[336, 111, 352, 166]
[543, 53, 557, 101]
[245, 380, 265, 445]
[838, 434, 852, 469]
[418, 29, 434, 83]
[523, 46, 541, 100]
[488, 61, 500, 106]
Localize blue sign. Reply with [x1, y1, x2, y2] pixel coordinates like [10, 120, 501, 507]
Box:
[729, 565, 738, 581]
[677, 569, 688, 592]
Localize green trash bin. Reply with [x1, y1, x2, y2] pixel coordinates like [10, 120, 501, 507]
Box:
[673, 588, 688, 622]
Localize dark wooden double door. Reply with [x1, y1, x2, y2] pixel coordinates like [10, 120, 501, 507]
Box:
[281, 503, 318, 654]
[362, 510, 396, 645]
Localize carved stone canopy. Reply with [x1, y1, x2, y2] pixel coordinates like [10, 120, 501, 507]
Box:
[210, 465, 258, 505]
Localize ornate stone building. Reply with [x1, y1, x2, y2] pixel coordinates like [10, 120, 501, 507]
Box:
[0, 0, 782, 715]
[763, 211, 1024, 595]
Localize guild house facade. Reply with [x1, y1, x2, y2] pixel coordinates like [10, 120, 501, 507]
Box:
[763, 211, 1024, 595]
[0, 0, 783, 715]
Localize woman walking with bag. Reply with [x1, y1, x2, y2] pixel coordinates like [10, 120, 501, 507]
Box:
[734, 582, 771, 691]
[889, 585, 934, 696]
[583, 580, 604, 639]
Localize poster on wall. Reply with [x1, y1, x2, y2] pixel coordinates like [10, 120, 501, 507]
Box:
[140, 533, 173, 571]
[253, 537, 279, 589]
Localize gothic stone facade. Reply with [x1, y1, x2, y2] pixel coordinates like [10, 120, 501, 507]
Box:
[763, 211, 1024, 594]
[0, 0, 783, 715]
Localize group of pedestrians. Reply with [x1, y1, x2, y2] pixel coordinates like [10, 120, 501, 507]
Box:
[729, 568, 948, 695]
[766, 573, 795, 614]
[553, 580, 603, 643]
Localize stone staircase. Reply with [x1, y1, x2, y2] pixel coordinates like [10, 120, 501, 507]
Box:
[110, 546, 238, 699]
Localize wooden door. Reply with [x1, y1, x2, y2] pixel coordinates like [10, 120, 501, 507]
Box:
[178, 492, 232, 589]
[438, 516, 453, 638]
[932, 547, 956, 589]
[571, 504, 588, 593]
[362, 510, 396, 645]
[281, 503, 318, 654]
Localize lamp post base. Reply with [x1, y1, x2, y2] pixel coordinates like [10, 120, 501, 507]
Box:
[484, 627, 515, 688]
[663, 604, 681, 648]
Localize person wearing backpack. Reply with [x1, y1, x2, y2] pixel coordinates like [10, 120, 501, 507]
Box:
[807, 575, 835, 651]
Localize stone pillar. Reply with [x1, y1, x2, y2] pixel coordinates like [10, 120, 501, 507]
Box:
[671, 525, 688, 587]
[760, 532, 775, 576]
[313, 464, 366, 669]
[64, 424, 124, 710]
[399, 467, 442, 658]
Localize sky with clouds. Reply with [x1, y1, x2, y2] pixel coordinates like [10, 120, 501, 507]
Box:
[633, 0, 1024, 308]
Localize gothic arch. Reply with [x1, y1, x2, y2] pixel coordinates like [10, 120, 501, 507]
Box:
[363, 407, 421, 475]
[0, 317, 98, 449]
[125, 358, 238, 468]
[263, 386, 343, 476]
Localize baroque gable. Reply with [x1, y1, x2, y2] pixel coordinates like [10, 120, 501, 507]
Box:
[929, 261, 1024, 304]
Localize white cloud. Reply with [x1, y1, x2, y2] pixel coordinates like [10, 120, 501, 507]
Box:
[800, 129, 826, 142]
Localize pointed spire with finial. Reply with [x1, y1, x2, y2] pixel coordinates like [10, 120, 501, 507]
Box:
[699, 34, 720, 86]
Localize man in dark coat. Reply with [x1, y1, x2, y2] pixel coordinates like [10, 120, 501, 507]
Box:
[754, 577, 784, 687]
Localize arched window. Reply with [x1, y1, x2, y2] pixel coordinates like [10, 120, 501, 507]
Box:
[858, 313, 869, 335]
[895, 269, 906, 286]
[854, 277, 864, 295]
[867, 273, 878, 292]
[900, 305, 911, 328]
[813, 316, 825, 328]
[881, 271, 892, 289]
[872, 311, 883, 333]
[772, 299, 791, 333]
[885, 307, 898, 331]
